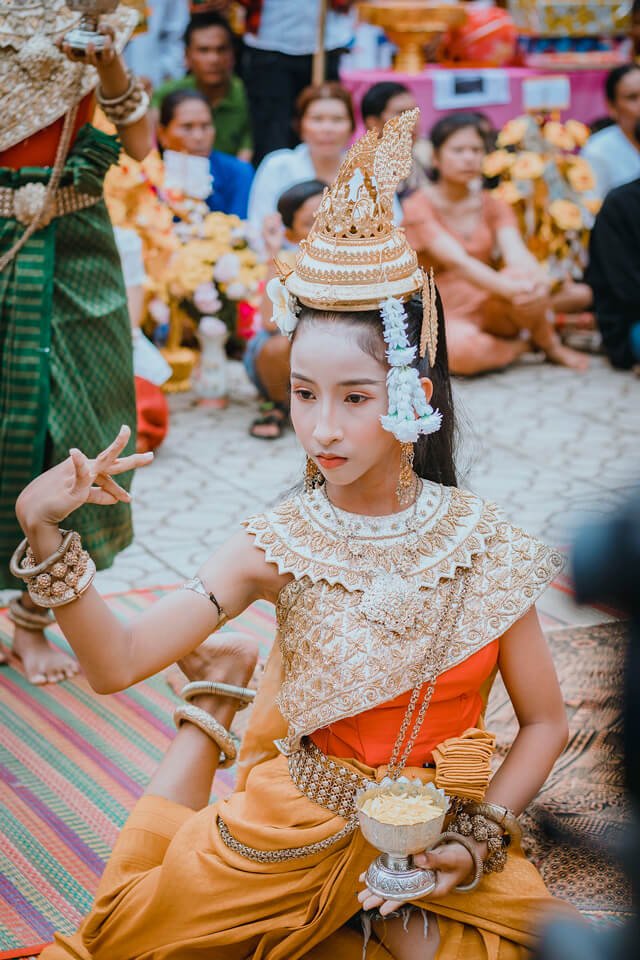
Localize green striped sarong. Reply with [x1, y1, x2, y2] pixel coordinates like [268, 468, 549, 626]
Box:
[0, 125, 136, 589]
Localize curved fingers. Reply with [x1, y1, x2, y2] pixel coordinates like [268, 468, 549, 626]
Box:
[69, 448, 95, 490]
[95, 426, 132, 468]
[86, 486, 120, 506]
[95, 473, 131, 503]
[109, 451, 154, 475]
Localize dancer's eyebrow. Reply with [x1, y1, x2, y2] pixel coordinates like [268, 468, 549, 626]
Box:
[291, 372, 384, 386]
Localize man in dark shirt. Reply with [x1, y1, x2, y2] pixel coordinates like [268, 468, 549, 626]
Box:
[586, 176, 640, 370]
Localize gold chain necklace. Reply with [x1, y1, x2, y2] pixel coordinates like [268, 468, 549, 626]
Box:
[385, 572, 469, 779]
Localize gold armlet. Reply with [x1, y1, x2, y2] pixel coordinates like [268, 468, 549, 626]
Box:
[181, 577, 229, 627]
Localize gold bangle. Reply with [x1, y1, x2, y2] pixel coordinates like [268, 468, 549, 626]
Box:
[466, 802, 522, 844]
[433, 830, 483, 892]
[181, 680, 256, 710]
[173, 703, 238, 769]
[10, 529, 71, 580]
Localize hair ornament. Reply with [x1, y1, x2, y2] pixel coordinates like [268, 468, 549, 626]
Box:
[266, 275, 299, 337]
[379, 296, 442, 443]
[420, 266, 438, 368]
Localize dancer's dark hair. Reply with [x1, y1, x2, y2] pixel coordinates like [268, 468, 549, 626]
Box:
[293, 290, 457, 488]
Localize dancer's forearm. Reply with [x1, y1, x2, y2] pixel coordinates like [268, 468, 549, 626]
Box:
[484, 718, 568, 815]
[19, 519, 262, 693]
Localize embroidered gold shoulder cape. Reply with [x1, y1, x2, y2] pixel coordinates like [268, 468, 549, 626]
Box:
[243, 482, 563, 752]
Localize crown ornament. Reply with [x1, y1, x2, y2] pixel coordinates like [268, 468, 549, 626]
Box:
[285, 108, 424, 310]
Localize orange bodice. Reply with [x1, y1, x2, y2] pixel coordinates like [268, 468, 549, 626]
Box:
[309, 639, 499, 768]
[0, 94, 94, 170]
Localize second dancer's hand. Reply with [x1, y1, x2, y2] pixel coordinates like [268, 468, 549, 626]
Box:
[16, 425, 153, 532]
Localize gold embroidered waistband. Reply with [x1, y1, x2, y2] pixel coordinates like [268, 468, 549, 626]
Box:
[0, 183, 101, 228]
[287, 738, 371, 819]
[216, 740, 366, 864]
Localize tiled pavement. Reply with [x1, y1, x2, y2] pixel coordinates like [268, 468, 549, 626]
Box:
[92, 353, 639, 630]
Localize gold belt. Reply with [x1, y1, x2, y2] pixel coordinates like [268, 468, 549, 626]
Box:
[287, 737, 370, 819]
[0, 183, 101, 227]
[216, 739, 369, 863]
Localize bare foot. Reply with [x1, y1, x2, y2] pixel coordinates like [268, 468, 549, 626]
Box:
[176, 632, 259, 709]
[545, 340, 590, 371]
[12, 626, 80, 685]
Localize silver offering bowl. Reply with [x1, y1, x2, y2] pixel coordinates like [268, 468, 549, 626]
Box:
[64, 0, 120, 53]
[356, 779, 448, 900]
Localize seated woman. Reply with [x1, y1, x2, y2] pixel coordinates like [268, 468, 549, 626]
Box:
[402, 113, 588, 376]
[245, 179, 326, 439]
[247, 82, 354, 243]
[157, 88, 254, 218]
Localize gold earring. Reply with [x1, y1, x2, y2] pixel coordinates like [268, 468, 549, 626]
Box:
[420, 266, 438, 368]
[304, 456, 324, 494]
[396, 442, 415, 506]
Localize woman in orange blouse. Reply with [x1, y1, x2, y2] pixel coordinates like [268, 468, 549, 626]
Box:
[402, 113, 588, 376]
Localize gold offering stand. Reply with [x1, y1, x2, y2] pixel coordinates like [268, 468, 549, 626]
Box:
[161, 302, 198, 394]
[358, 1, 467, 74]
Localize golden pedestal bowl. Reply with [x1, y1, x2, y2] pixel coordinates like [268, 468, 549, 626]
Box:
[160, 347, 198, 394]
[359, 1, 467, 73]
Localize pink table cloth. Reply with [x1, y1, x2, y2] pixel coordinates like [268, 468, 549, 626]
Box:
[341, 66, 609, 138]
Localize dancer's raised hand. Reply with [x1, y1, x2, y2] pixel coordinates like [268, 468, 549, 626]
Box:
[16, 426, 153, 530]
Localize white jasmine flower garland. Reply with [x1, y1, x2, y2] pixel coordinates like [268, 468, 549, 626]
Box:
[379, 297, 442, 442]
[267, 284, 441, 441]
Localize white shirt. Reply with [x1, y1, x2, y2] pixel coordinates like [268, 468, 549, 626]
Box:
[581, 125, 640, 199]
[248, 142, 403, 248]
[244, 0, 356, 55]
[248, 143, 318, 240]
[124, 0, 189, 88]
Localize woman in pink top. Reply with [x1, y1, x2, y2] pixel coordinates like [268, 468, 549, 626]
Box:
[402, 113, 588, 376]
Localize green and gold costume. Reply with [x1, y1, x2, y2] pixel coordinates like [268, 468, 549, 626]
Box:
[0, 125, 136, 589]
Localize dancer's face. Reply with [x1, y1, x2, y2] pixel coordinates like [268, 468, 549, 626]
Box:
[290, 319, 431, 498]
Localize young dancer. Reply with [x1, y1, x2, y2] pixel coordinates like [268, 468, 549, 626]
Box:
[17, 112, 568, 959]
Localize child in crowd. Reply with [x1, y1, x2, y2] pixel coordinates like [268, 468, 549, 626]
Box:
[244, 179, 326, 439]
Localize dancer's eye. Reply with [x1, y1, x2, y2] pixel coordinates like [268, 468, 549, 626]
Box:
[345, 393, 369, 404]
[293, 388, 315, 401]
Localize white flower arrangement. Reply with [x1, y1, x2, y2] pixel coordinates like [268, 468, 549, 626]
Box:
[379, 297, 441, 442]
[266, 276, 299, 336]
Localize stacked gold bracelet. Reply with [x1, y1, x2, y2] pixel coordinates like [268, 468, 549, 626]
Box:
[449, 800, 521, 875]
[96, 73, 150, 128]
[10, 530, 96, 608]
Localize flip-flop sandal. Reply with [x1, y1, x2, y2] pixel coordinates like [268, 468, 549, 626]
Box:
[249, 402, 288, 441]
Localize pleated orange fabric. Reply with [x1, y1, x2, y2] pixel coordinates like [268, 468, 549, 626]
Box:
[41, 750, 568, 960]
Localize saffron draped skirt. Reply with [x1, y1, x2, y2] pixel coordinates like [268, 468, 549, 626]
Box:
[42, 752, 566, 960]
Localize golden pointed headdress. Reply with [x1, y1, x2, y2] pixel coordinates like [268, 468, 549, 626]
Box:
[284, 108, 424, 311]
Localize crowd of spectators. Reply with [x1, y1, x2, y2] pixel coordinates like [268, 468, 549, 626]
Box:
[124, 2, 640, 420]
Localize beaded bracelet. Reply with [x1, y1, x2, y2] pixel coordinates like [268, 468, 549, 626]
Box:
[450, 811, 508, 874]
[10, 530, 96, 608]
[96, 73, 150, 128]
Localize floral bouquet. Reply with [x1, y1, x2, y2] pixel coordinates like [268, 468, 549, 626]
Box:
[483, 115, 600, 285]
[161, 211, 266, 359]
